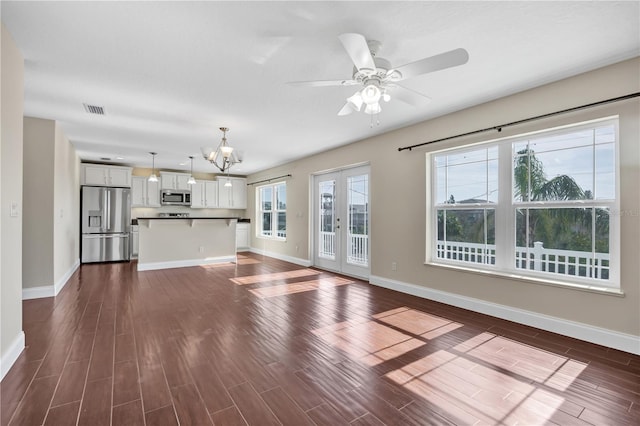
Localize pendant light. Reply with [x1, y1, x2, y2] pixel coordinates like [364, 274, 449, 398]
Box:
[187, 156, 196, 185]
[148, 152, 158, 182]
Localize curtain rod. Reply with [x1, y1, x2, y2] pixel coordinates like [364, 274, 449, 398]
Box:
[397, 92, 640, 152]
[246, 174, 292, 186]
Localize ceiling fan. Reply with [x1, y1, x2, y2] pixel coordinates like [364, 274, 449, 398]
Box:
[288, 33, 469, 117]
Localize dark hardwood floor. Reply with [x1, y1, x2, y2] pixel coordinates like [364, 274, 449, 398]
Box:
[1, 252, 638, 425]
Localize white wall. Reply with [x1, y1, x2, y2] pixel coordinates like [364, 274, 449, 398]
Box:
[23, 117, 55, 288]
[1, 23, 25, 379]
[53, 122, 79, 284]
[22, 118, 80, 297]
[247, 58, 640, 348]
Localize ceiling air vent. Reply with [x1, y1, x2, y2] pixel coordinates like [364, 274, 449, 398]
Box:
[83, 103, 105, 115]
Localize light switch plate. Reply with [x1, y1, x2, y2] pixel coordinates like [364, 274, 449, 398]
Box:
[10, 201, 18, 217]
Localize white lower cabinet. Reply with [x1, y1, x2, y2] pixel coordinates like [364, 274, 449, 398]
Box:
[236, 222, 250, 250]
[131, 225, 139, 258]
[191, 180, 218, 208]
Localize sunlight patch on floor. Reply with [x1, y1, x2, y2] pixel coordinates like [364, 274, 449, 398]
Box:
[248, 276, 352, 298]
[376, 307, 463, 339]
[230, 268, 322, 285]
[312, 305, 585, 425]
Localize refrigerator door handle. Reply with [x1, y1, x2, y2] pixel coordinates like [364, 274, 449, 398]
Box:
[83, 234, 129, 239]
[106, 190, 111, 231]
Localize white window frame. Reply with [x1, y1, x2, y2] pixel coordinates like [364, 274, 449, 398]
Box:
[428, 117, 620, 290]
[257, 182, 286, 240]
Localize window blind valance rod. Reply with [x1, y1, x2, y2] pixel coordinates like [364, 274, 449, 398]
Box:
[397, 92, 640, 152]
[247, 174, 292, 186]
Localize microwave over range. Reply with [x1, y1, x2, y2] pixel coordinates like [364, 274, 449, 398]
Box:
[161, 189, 191, 206]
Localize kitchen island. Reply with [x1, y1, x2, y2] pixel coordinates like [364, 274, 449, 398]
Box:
[136, 217, 238, 271]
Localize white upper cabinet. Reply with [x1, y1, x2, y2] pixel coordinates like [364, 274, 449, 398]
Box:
[191, 180, 218, 209]
[160, 172, 191, 190]
[218, 177, 247, 209]
[131, 176, 161, 207]
[81, 164, 132, 187]
[147, 180, 160, 206]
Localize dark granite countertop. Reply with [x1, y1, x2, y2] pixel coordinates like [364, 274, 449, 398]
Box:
[136, 217, 241, 220]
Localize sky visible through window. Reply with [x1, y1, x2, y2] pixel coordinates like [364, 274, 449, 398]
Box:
[435, 125, 615, 203]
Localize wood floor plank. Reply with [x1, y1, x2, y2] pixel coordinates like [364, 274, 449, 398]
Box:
[227, 382, 281, 426]
[43, 401, 81, 426]
[145, 405, 178, 426]
[210, 406, 248, 426]
[51, 360, 89, 407]
[260, 386, 314, 425]
[77, 378, 112, 426]
[7, 375, 58, 426]
[171, 383, 213, 425]
[2, 254, 639, 426]
[113, 359, 141, 406]
[189, 361, 235, 414]
[305, 403, 350, 426]
[112, 399, 145, 426]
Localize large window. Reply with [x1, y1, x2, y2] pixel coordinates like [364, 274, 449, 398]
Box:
[431, 118, 618, 288]
[258, 182, 286, 239]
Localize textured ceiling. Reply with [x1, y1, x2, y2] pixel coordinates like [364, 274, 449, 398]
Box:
[2, 1, 638, 174]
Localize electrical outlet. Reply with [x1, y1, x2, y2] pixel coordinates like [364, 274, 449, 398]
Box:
[391, 262, 397, 271]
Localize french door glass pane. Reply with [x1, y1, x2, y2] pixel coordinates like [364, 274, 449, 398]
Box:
[319, 180, 335, 259]
[347, 174, 368, 266]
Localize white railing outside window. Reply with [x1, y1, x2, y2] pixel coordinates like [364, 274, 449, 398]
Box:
[437, 240, 610, 280]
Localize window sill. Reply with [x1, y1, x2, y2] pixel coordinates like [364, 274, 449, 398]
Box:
[425, 261, 625, 297]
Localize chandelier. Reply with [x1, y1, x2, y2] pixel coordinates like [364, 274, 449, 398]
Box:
[201, 127, 241, 173]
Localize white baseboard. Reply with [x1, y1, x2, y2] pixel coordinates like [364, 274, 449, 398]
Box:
[248, 247, 312, 267]
[1, 331, 25, 380]
[370, 275, 640, 355]
[137, 256, 237, 271]
[22, 259, 80, 300]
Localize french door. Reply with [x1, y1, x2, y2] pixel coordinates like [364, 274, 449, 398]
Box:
[313, 165, 370, 279]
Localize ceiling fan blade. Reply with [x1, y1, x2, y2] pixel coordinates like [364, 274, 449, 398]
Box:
[337, 102, 355, 116]
[287, 79, 358, 87]
[392, 84, 431, 106]
[392, 48, 469, 81]
[339, 33, 376, 72]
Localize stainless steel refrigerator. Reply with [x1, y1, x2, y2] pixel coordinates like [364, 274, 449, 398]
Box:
[81, 186, 131, 263]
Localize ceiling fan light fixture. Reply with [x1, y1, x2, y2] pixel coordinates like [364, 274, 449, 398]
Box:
[346, 92, 364, 111]
[361, 83, 381, 105]
[364, 103, 381, 115]
[382, 90, 391, 102]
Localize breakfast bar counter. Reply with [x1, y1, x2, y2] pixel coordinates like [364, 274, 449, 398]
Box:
[136, 217, 239, 271]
